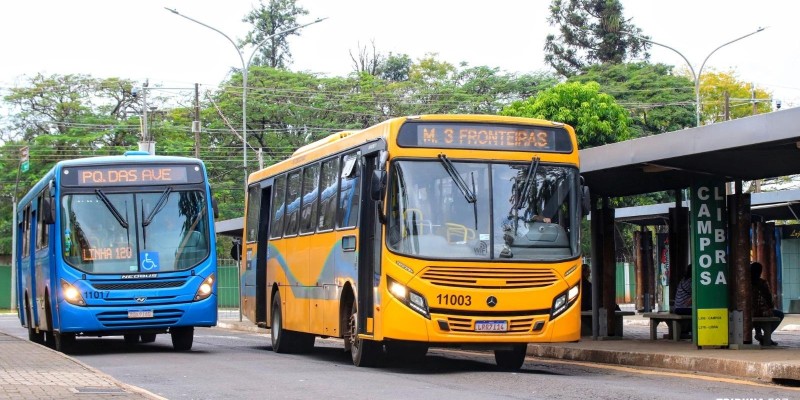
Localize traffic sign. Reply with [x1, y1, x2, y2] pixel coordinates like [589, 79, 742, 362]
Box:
[20, 146, 29, 163]
[21, 161, 29, 172]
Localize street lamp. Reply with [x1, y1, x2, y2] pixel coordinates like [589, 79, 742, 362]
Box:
[623, 27, 765, 126]
[165, 7, 326, 189]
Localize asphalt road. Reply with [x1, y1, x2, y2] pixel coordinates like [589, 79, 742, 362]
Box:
[0, 314, 797, 400]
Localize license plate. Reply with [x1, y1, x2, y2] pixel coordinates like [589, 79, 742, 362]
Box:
[475, 320, 508, 332]
[128, 310, 154, 319]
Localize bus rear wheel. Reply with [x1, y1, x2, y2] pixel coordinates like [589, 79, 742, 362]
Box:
[171, 327, 194, 351]
[271, 294, 314, 354]
[348, 303, 382, 367]
[26, 298, 44, 345]
[494, 344, 527, 371]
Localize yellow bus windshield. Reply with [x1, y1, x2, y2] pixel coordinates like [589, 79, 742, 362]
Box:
[386, 159, 578, 261]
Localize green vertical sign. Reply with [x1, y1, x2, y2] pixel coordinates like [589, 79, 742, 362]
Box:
[690, 181, 729, 347]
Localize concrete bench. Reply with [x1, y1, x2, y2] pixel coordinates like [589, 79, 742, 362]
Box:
[642, 312, 692, 341]
[752, 316, 781, 345]
[581, 310, 635, 337]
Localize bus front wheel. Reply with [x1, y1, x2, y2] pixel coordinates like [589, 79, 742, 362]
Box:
[494, 344, 527, 371]
[53, 332, 76, 353]
[348, 303, 382, 367]
[171, 327, 194, 351]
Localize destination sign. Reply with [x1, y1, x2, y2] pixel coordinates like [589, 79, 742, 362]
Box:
[82, 246, 133, 261]
[397, 122, 573, 153]
[62, 164, 203, 187]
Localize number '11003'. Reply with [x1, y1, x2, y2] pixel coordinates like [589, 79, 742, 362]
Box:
[436, 294, 472, 306]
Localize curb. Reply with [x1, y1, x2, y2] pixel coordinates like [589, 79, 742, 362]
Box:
[527, 344, 800, 382]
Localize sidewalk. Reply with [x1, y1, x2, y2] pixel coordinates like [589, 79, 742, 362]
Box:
[528, 312, 800, 384]
[218, 310, 800, 384]
[0, 331, 163, 399]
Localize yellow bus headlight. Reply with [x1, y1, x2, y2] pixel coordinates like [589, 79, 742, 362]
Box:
[61, 279, 86, 306]
[387, 276, 429, 319]
[551, 284, 579, 319]
[194, 273, 215, 301]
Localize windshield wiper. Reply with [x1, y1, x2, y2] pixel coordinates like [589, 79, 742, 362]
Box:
[142, 187, 172, 227]
[95, 189, 129, 229]
[438, 154, 476, 203]
[515, 156, 540, 210]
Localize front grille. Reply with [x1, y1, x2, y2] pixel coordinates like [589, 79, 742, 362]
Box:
[446, 316, 536, 333]
[96, 309, 184, 328]
[420, 266, 558, 289]
[91, 280, 186, 290]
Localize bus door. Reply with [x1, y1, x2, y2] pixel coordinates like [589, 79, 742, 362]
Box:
[243, 182, 272, 326]
[355, 145, 385, 338]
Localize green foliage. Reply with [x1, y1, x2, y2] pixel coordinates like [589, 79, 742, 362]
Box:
[241, 0, 309, 69]
[570, 62, 695, 137]
[545, 0, 650, 77]
[501, 81, 631, 148]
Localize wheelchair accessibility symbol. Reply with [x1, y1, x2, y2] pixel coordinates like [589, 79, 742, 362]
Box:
[140, 252, 160, 271]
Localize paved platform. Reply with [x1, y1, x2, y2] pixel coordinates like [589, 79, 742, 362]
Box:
[0, 330, 163, 399]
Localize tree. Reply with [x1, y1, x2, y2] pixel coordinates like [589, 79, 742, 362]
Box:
[694, 68, 773, 125]
[544, 0, 650, 77]
[500, 81, 631, 148]
[241, 0, 309, 68]
[570, 62, 695, 137]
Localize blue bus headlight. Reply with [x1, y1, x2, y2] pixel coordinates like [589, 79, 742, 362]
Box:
[387, 276, 429, 319]
[551, 284, 579, 319]
[61, 279, 86, 306]
[194, 273, 215, 301]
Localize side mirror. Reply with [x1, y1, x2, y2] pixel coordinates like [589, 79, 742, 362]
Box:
[212, 197, 219, 219]
[230, 239, 241, 261]
[581, 186, 591, 216]
[42, 196, 56, 225]
[370, 170, 387, 201]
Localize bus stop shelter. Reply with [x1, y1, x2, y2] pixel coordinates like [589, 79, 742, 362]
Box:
[580, 106, 800, 343]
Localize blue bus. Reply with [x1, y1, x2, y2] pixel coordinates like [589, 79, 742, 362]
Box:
[15, 151, 218, 352]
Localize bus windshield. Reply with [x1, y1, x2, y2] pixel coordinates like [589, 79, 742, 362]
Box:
[386, 160, 579, 261]
[61, 190, 209, 274]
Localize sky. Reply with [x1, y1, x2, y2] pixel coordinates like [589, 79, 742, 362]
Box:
[1, 0, 798, 109]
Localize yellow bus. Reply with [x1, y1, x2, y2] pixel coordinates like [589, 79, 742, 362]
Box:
[238, 114, 587, 369]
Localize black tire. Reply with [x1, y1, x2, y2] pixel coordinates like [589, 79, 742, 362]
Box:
[124, 334, 140, 344]
[271, 294, 315, 354]
[494, 344, 527, 371]
[385, 341, 428, 362]
[348, 303, 382, 367]
[171, 327, 194, 351]
[140, 334, 157, 343]
[26, 298, 44, 345]
[53, 332, 76, 353]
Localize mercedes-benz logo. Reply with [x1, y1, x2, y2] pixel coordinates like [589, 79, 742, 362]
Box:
[486, 296, 498, 307]
[135, 297, 147, 303]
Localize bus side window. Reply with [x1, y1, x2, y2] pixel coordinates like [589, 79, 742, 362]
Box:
[270, 175, 286, 239]
[284, 171, 301, 236]
[318, 158, 339, 231]
[300, 163, 320, 234]
[246, 184, 261, 243]
[22, 206, 30, 257]
[337, 152, 361, 229]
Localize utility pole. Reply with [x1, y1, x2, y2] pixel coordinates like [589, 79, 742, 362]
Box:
[194, 83, 201, 158]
